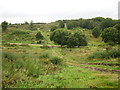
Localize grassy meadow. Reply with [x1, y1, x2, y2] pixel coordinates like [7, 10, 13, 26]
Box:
[1, 21, 119, 88]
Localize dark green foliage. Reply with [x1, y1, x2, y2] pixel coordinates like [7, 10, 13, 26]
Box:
[35, 32, 43, 41]
[82, 19, 90, 29]
[1, 21, 8, 31]
[29, 20, 33, 30]
[114, 24, 120, 44]
[50, 29, 70, 46]
[67, 32, 87, 47]
[50, 56, 62, 65]
[59, 21, 65, 28]
[64, 17, 117, 31]
[29, 20, 36, 30]
[92, 17, 105, 22]
[66, 19, 96, 30]
[35, 32, 44, 44]
[92, 27, 101, 38]
[66, 22, 73, 29]
[106, 41, 116, 46]
[73, 32, 87, 46]
[114, 23, 120, 31]
[66, 21, 79, 29]
[50, 29, 87, 47]
[66, 34, 78, 47]
[50, 26, 58, 31]
[100, 18, 116, 30]
[12, 31, 29, 34]
[88, 20, 96, 29]
[24, 21, 29, 25]
[88, 49, 120, 59]
[101, 27, 118, 44]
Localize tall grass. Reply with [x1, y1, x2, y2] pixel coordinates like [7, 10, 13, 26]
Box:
[2, 51, 18, 61]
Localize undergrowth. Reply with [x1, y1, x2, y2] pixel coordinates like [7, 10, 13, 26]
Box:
[88, 49, 120, 59]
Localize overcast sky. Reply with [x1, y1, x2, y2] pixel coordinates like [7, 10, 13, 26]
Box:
[0, 0, 119, 23]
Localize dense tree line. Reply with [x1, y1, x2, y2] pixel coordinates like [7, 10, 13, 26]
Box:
[57, 17, 117, 30]
[56, 17, 119, 45]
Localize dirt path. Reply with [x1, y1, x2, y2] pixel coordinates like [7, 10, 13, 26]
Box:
[51, 48, 120, 73]
[81, 67, 120, 73]
[68, 63, 120, 73]
[7, 43, 59, 48]
[7, 43, 120, 73]
[6, 43, 42, 46]
[80, 63, 120, 66]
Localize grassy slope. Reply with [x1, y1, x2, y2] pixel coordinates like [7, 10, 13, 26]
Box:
[2, 24, 119, 88]
[2, 45, 118, 88]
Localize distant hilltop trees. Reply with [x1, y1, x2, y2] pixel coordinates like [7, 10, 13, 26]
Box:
[1, 17, 119, 45]
[1, 21, 8, 31]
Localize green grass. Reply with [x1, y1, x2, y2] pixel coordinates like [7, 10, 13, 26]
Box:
[88, 49, 120, 59]
[50, 56, 62, 65]
[2, 25, 119, 88]
[14, 66, 118, 88]
[79, 64, 120, 70]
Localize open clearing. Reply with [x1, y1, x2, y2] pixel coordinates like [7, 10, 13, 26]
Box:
[2, 19, 120, 88]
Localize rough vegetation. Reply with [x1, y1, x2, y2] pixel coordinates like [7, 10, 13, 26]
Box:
[1, 17, 120, 88]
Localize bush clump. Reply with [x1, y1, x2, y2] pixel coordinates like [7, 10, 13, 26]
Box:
[39, 53, 49, 58]
[50, 29, 87, 47]
[50, 26, 58, 31]
[88, 49, 120, 59]
[50, 56, 62, 65]
[12, 31, 29, 35]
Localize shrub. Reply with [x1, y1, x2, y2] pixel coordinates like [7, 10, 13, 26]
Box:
[50, 29, 87, 47]
[100, 18, 116, 30]
[1, 21, 8, 31]
[108, 49, 120, 58]
[88, 49, 120, 59]
[59, 21, 65, 28]
[50, 26, 58, 31]
[2, 52, 18, 61]
[50, 29, 70, 46]
[107, 42, 116, 46]
[39, 53, 49, 58]
[29, 20, 37, 30]
[35, 32, 44, 41]
[50, 56, 62, 65]
[92, 27, 101, 38]
[101, 27, 118, 44]
[12, 31, 29, 34]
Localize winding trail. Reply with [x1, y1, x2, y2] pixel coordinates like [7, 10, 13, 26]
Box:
[80, 63, 120, 66]
[67, 62, 120, 73]
[50, 47, 120, 73]
[6, 43, 59, 47]
[7, 43, 120, 73]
